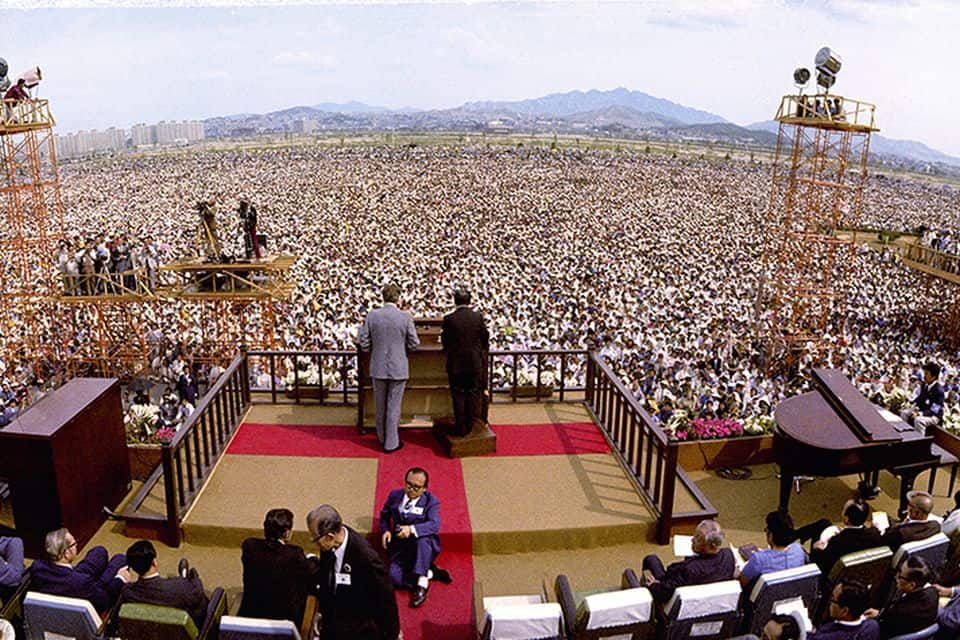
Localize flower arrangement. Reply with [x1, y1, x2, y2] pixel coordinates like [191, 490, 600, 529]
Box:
[284, 367, 320, 387]
[125, 403, 161, 444]
[743, 414, 775, 436]
[666, 415, 743, 441]
[663, 409, 690, 438]
[152, 426, 176, 444]
[943, 408, 960, 435]
[884, 387, 912, 412]
[515, 368, 556, 388]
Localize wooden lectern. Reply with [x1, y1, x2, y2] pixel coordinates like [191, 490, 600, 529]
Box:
[358, 317, 496, 457]
[0, 378, 130, 557]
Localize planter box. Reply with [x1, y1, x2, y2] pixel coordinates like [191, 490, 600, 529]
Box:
[285, 386, 328, 400]
[127, 444, 162, 481]
[676, 435, 774, 471]
[511, 385, 554, 399]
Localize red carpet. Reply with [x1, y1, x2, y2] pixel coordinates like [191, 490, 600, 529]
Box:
[224, 420, 608, 640]
[374, 441, 474, 640]
[227, 422, 610, 457]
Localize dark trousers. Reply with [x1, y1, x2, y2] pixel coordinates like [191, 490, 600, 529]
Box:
[642, 554, 668, 581]
[449, 371, 481, 436]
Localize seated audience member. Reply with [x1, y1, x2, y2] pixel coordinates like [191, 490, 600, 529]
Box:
[641, 519, 735, 603]
[29, 528, 129, 611]
[0, 535, 25, 599]
[119, 540, 208, 629]
[807, 498, 882, 574]
[864, 556, 937, 639]
[809, 579, 880, 640]
[937, 580, 960, 637]
[940, 490, 960, 538]
[739, 510, 807, 588]
[762, 613, 802, 640]
[880, 490, 940, 552]
[379, 466, 451, 608]
[238, 508, 321, 624]
[900, 363, 944, 433]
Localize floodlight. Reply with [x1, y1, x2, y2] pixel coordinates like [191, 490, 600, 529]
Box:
[816, 70, 836, 90]
[0, 58, 7, 78]
[17, 66, 41, 88]
[793, 67, 811, 86]
[814, 47, 842, 75]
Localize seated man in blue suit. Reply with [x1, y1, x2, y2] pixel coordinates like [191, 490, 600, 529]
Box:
[29, 528, 130, 612]
[379, 467, 451, 608]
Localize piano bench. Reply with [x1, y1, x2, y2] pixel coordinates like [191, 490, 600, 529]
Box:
[928, 444, 959, 496]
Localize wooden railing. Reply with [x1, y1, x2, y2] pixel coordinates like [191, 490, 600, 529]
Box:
[120, 350, 250, 545]
[584, 351, 717, 544]
[0, 98, 55, 130]
[247, 348, 589, 406]
[903, 243, 960, 277]
[122, 348, 706, 546]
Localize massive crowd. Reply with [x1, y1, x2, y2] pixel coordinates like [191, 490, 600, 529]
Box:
[4, 143, 960, 424]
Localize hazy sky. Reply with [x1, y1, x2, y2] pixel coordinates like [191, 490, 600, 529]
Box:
[3, 0, 959, 155]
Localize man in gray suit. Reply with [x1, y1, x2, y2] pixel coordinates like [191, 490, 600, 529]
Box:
[358, 284, 420, 452]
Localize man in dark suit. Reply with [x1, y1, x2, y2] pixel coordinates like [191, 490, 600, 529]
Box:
[809, 580, 880, 640]
[809, 498, 883, 574]
[379, 467, 452, 608]
[441, 289, 489, 436]
[118, 540, 208, 629]
[239, 508, 321, 624]
[358, 284, 420, 452]
[28, 528, 130, 612]
[880, 490, 940, 552]
[865, 556, 938, 639]
[177, 367, 199, 405]
[308, 504, 400, 640]
[640, 519, 735, 603]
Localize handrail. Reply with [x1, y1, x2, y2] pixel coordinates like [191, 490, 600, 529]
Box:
[0, 98, 55, 130]
[123, 347, 708, 546]
[584, 351, 717, 544]
[121, 348, 250, 544]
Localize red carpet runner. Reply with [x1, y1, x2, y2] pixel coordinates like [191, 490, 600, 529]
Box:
[225, 422, 609, 640]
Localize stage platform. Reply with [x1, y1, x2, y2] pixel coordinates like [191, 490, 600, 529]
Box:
[179, 403, 654, 553]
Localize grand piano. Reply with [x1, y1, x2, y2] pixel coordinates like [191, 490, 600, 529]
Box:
[774, 368, 938, 518]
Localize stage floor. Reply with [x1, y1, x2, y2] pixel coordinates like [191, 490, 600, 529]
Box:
[180, 403, 654, 553]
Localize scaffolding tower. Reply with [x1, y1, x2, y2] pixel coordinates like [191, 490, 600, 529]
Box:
[762, 94, 878, 374]
[0, 98, 65, 383]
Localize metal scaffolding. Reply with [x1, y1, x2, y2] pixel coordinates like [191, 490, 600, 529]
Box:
[762, 94, 877, 374]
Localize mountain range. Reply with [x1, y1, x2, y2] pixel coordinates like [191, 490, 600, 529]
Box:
[201, 88, 960, 172]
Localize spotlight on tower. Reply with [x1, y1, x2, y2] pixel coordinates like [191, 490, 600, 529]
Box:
[793, 67, 811, 87]
[0, 58, 9, 94]
[814, 47, 841, 91]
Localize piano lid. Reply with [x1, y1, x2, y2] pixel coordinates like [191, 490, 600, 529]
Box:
[810, 368, 901, 443]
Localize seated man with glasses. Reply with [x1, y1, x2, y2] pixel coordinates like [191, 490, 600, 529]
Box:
[29, 528, 130, 612]
[379, 466, 452, 608]
[864, 555, 937, 639]
[809, 579, 879, 640]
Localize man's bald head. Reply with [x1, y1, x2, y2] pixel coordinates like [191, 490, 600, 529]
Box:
[907, 490, 934, 520]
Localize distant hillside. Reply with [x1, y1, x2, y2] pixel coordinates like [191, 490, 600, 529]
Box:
[463, 87, 727, 125]
[562, 105, 685, 130]
[311, 101, 392, 114]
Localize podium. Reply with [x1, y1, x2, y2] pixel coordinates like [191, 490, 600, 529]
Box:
[358, 317, 496, 457]
[358, 318, 451, 428]
[0, 379, 130, 557]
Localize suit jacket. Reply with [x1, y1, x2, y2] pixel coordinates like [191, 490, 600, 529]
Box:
[238, 538, 322, 624]
[379, 489, 441, 541]
[810, 526, 884, 574]
[878, 586, 938, 639]
[119, 574, 208, 629]
[809, 619, 880, 640]
[317, 527, 399, 640]
[28, 550, 123, 612]
[880, 520, 941, 552]
[441, 306, 489, 376]
[358, 304, 419, 380]
[648, 548, 735, 603]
